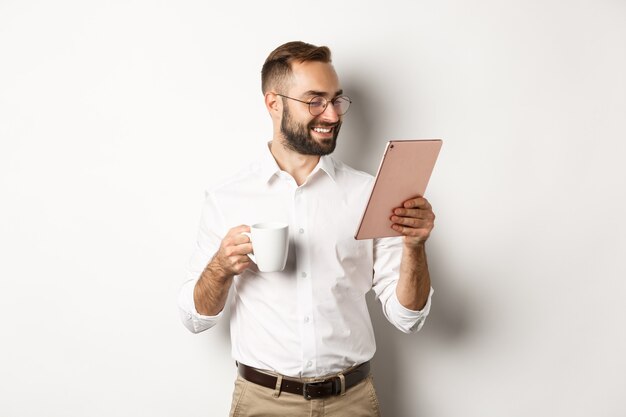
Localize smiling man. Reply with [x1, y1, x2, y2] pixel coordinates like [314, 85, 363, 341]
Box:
[178, 41, 435, 417]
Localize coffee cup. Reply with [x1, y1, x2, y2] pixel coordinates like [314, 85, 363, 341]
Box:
[244, 222, 289, 272]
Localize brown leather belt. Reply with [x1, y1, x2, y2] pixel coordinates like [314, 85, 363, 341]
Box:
[237, 361, 370, 400]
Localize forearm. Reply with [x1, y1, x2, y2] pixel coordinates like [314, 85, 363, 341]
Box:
[396, 242, 431, 311]
[193, 256, 234, 316]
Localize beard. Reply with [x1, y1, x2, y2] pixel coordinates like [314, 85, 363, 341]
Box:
[280, 104, 341, 156]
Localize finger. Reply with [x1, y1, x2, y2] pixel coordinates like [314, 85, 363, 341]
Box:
[227, 224, 251, 236]
[391, 223, 431, 238]
[232, 258, 252, 274]
[403, 197, 431, 210]
[222, 225, 252, 246]
[233, 255, 252, 265]
[393, 207, 435, 220]
[391, 215, 431, 229]
[224, 243, 253, 258]
[229, 233, 251, 245]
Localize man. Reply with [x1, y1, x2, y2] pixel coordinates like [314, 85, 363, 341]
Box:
[178, 41, 435, 417]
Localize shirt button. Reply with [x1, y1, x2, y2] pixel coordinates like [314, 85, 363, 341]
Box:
[299, 228, 305, 234]
[304, 316, 310, 323]
[306, 361, 312, 367]
[301, 272, 307, 278]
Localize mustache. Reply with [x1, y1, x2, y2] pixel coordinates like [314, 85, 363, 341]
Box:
[309, 121, 341, 128]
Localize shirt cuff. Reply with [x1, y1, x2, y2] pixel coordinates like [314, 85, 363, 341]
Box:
[388, 287, 434, 333]
[178, 278, 223, 333]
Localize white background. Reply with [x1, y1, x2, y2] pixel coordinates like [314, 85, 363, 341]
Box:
[1, 1, 625, 416]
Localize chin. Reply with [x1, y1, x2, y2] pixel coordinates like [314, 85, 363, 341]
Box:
[318, 139, 337, 155]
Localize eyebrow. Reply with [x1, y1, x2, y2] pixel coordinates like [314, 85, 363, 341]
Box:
[302, 89, 344, 98]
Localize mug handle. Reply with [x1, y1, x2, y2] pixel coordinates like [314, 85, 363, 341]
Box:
[242, 232, 256, 264]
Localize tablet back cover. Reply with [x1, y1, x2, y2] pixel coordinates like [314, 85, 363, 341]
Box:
[355, 139, 442, 240]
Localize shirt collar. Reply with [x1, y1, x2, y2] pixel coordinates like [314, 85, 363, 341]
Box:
[258, 142, 337, 185]
[315, 154, 337, 183]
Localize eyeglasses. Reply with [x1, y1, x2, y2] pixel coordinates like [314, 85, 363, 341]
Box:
[275, 93, 352, 116]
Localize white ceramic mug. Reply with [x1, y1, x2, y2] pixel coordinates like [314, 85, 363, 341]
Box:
[244, 222, 289, 272]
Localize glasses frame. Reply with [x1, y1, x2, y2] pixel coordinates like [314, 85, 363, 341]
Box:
[275, 93, 352, 116]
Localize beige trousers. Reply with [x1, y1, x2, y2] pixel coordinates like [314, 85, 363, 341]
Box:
[228, 374, 382, 417]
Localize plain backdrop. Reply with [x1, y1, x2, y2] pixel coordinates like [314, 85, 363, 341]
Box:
[1, 1, 625, 416]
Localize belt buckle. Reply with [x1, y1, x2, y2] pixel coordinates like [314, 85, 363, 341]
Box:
[302, 381, 321, 400]
[302, 379, 339, 400]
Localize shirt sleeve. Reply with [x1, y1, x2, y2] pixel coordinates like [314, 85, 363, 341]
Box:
[371, 236, 434, 334]
[177, 191, 226, 334]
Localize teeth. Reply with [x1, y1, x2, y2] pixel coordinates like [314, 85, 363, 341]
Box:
[313, 127, 332, 133]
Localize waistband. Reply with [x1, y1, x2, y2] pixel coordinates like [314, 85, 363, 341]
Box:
[237, 361, 371, 400]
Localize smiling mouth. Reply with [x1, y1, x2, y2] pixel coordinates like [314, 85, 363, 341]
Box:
[312, 127, 332, 133]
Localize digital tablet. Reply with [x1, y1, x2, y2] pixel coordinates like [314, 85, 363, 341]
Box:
[354, 139, 443, 240]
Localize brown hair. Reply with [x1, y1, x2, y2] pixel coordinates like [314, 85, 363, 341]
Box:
[261, 41, 332, 94]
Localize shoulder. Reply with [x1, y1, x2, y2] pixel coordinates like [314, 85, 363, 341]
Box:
[204, 159, 262, 197]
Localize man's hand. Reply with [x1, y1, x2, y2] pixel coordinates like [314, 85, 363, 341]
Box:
[194, 225, 253, 316]
[390, 196, 435, 248]
[211, 225, 253, 278]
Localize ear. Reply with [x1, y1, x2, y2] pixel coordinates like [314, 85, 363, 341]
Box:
[264, 92, 281, 114]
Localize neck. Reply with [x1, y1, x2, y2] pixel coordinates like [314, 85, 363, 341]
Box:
[269, 139, 321, 186]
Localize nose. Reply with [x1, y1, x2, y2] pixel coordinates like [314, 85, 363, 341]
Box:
[319, 102, 340, 123]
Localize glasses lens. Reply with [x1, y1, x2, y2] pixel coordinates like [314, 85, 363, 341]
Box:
[308, 97, 327, 116]
[333, 97, 351, 115]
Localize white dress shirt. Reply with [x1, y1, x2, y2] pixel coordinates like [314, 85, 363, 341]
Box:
[178, 144, 433, 378]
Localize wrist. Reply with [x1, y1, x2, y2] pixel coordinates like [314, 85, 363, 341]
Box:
[403, 239, 426, 251]
[204, 257, 234, 284]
